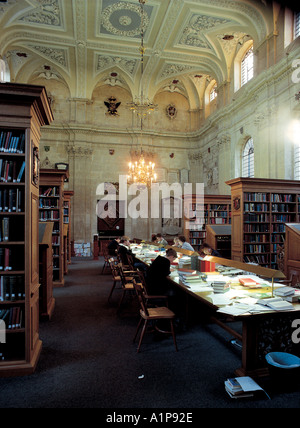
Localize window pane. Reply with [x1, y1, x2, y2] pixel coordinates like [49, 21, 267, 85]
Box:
[295, 142, 300, 180]
[295, 11, 300, 39]
[210, 85, 217, 102]
[242, 138, 254, 177]
[241, 47, 253, 86]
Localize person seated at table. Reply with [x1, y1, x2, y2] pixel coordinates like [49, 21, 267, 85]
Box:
[156, 233, 168, 246]
[178, 235, 194, 251]
[107, 237, 120, 256]
[151, 234, 157, 243]
[145, 248, 177, 297]
[146, 248, 185, 331]
[201, 242, 222, 258]
[117, 236, 133, 265]
[172, 237, 183, 250]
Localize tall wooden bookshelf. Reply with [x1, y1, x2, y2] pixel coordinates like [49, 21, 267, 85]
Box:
[63, 190, 74, 269]
[39, 169, 69, 287]
[0, 83, 53, 376]
[226, 177, 300, 269]
[39, 222, 55, 320]
[183, 194, 231, 251]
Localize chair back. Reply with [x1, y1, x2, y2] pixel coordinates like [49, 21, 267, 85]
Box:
[109, 258, 119, 279]
[126, 253, 134, 270]
[135, 270, 148, 292]
[133, 280, 149, 317]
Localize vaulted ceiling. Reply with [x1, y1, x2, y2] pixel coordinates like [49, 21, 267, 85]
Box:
[0, 0, 282, 102]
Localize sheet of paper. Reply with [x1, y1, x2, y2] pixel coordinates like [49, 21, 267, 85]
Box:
[236, 377, 263, 392]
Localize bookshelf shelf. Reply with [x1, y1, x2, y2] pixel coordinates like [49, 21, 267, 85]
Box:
[0, 82, 53, 376]
[226, 177, 300, 269]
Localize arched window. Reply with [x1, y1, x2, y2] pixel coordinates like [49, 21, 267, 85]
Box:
[241, 46, 253, 87]
[209, 83, 217, 102]
[0, 59, 5, 82]
[294, 11, 300, 39]
[242, 138, 254, 177]
[295, 142, 300, 180]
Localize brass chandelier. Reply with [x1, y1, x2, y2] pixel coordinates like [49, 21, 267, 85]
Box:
[127, 0, 157, 187]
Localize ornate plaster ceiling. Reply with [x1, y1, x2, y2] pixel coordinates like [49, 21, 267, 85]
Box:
[0, 0, 282, 102]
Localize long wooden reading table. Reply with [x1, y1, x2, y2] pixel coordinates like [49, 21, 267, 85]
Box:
[131, 243, 300, 377]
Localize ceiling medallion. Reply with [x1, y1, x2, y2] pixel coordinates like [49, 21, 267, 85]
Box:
[101, 2, 149, 37]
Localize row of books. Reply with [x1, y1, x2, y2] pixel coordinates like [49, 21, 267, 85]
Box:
[0, 248, 23, 271]
[39, 198, 59, 208]
[210, 217, 230, 224]
[0, 307, 23, 329]
[244, 213, 269, 222]
[0, 188, 23, 212]
[271, 224, 286, 232]
[0, 275, 24, 301]
[40, 187, 59, 197]
[270, 234, 285, 243]
[244, 254, 269, 264]
[0, 217, 9, 241]
[244, 244, 269, 253]
[0, 131, 25, 154]
[39, 211, 60, 221]
[52, 235, 60, 245]
[244, 192, 267, 202]
[271, 193, 295, 202]
[244, 234, 269, 243]
[244, 203, 269, 212]
[244, 193, 296, 203]
[271, 203, 296, 212]
[244, 224, 269, 232]
[271, 214, 293, 222]
[0, 159, 25, 183]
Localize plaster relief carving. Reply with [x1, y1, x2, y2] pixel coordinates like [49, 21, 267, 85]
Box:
[19, 0, 62, 27]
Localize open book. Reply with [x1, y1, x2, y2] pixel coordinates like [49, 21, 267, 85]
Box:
[257, 296, 294, 311]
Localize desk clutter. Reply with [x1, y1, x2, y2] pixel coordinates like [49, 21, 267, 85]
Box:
[130, 242, 300, 317]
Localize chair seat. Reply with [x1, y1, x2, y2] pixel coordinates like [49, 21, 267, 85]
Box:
[140, 307, 175, 319]
[124, 283, 134, 289]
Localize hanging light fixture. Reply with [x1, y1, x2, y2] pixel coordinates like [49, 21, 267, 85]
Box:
[127, 0, 157, 188]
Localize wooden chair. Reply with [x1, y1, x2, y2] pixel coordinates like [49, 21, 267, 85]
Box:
[117, 263, 137, 311]
[101, 248, 111, 274]
[134, 270, 169, 307]
[107, 258, 122, 303]
[133, 280, 178, 353]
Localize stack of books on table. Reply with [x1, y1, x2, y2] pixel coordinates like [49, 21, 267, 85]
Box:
[212, 280, 230, 294]
[238, 277, 261, 288]
[224, 376, 267, 399]
[177, 269, 203, 286]
[275, 286, 300, 302]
